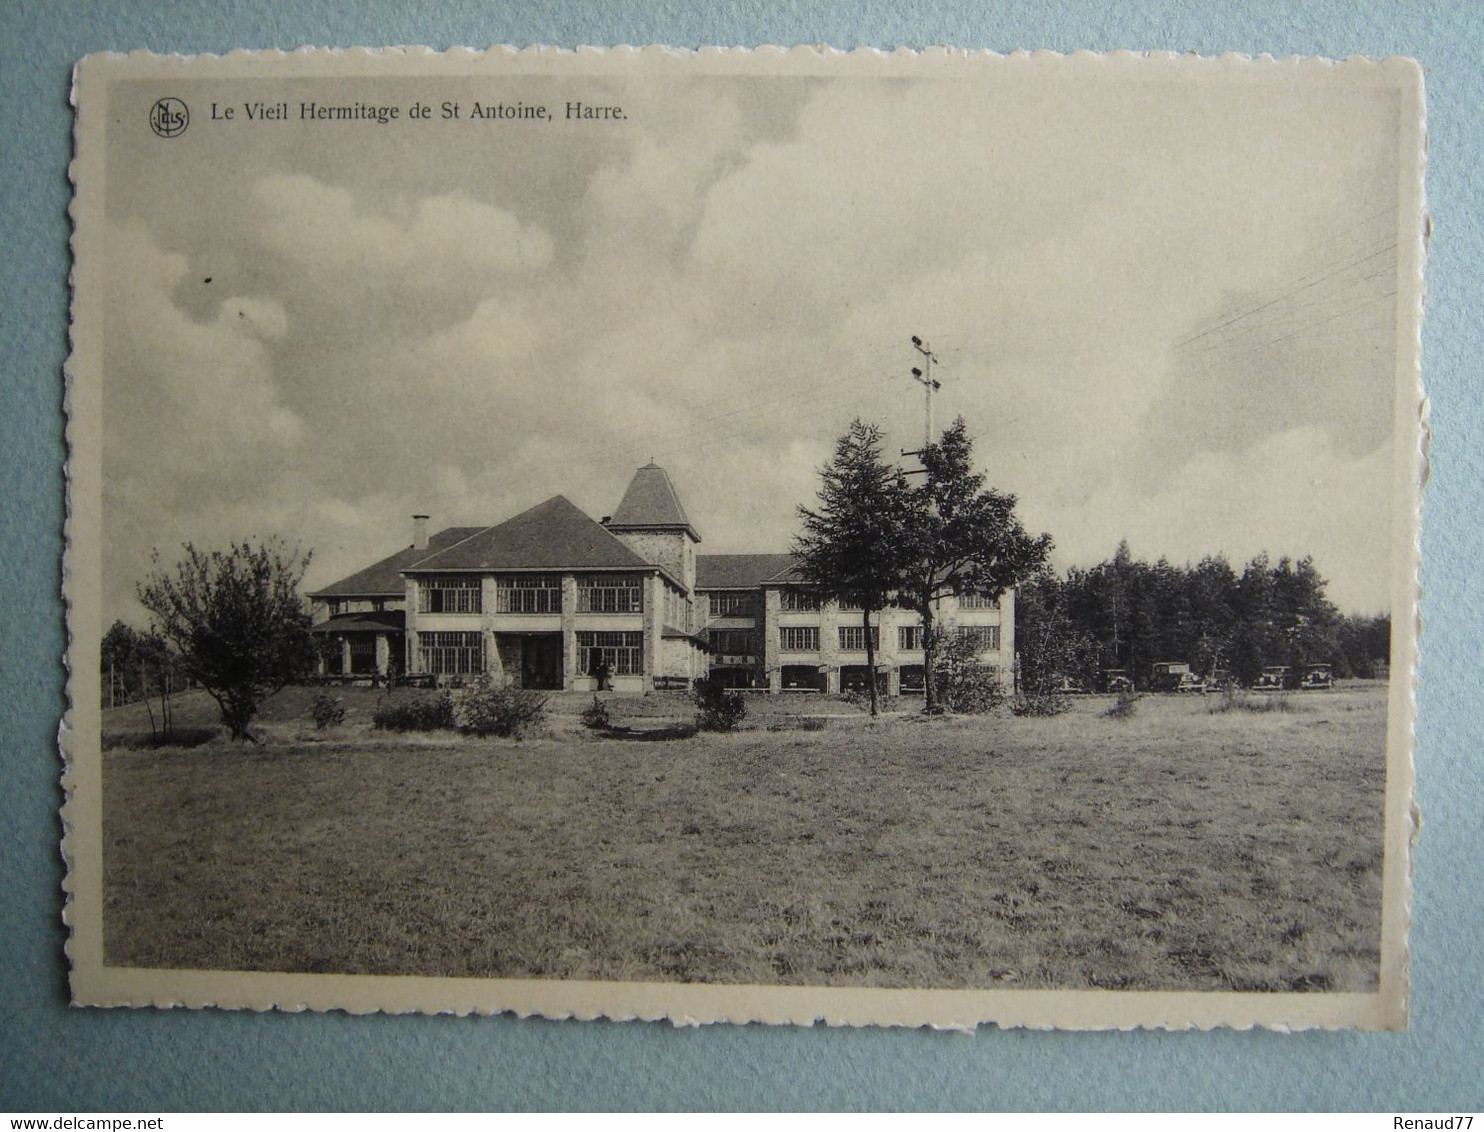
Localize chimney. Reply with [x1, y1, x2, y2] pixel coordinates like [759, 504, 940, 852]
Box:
[412, 514, 429, 550]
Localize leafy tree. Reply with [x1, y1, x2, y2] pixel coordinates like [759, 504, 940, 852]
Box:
[138, 539, 316, 741]
[1336, 613, 1391, 679]
[794, 419, 911, 716]
[101, 619, 144, 707]
[1013, 569, 1097, 711]
[929, 626, 1006, 714]
[900, 418, 1051, 713]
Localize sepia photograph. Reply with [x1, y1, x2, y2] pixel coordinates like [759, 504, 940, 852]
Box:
[63, 47, 1423, 1029]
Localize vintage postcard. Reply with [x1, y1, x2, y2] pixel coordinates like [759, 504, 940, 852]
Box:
[64, 47, 1425, 1029]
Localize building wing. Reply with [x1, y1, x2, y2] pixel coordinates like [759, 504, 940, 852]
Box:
[307, 527, 484, 598]
[695, 553, 798, 590]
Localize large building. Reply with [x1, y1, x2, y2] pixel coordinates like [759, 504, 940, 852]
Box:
[308, 462, 1013, 694]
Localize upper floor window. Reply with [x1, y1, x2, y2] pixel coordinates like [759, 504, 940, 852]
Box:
[955, 625, 1001, 651]
[838, 599, 864, 612]
[780, 589, 821, 612]
[709, 629, 754, 655]
[496, 574, 560, 613]
[708, 592, 750, 616]
[418, 575, 481, 614]
[898, 625, 925, 651]
[838, 626, 880, 651]
[578, 574, 643, 613]
[780, 626, 819, 652]
[957, 593, 1000, 610]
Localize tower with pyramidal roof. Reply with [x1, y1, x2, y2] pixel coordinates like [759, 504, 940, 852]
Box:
[604, 461, 701, 597]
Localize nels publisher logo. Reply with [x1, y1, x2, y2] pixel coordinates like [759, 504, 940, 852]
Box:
[149, 97, 189, 138]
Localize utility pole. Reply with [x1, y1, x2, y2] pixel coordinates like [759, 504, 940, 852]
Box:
[910, 335, 940, 449]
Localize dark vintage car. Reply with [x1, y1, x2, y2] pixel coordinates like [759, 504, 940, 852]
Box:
[1150, 661, 1204, 693]
[1102, 669, 1134, 694]
[1253, 665, 1292, 691]
[1299, 663, 1334, 690]
[1203, 668, 1234, 693]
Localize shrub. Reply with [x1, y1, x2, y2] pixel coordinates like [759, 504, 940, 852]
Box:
[1011, 692, 1069, 717]
[460, 676, 549, 739]
[692, 678, 747, 732]
[930, 629, 1007, 714]
[312, 692, 346, 730]
[373, 691, 456, 732]
[102, 726, 219, 750]
[580, 696, 612, 732]
[1104, 688, 1140, 719]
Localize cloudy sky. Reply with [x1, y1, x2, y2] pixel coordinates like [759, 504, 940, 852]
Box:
[100, 60, 1409, 622]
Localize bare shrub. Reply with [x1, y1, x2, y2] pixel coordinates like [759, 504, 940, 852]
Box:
[312, 693, 346, 730]
[1104, 688, 1141, 720]
[460, 676, 549, 739]
[580, 696, 612, 732]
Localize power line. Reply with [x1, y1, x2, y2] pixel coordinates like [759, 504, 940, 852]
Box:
[1173, 235, 1397, 351]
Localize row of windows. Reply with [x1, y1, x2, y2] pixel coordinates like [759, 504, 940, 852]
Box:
[772, 590, 998, 612]
[708, 592, 751, 615]
[415, 631, 648, 677]
[777, 625, 999, 653]
[417, 575, 647, 615]
[417, 580, 1000, 617]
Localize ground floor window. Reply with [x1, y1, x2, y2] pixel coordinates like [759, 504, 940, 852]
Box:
[780, 626, 819, 652]
[577, 630, 643, 676]
[418, 631, 484, 676]
[898, 625, 924, 651]
[898, 664, 926, 693]
[348, 637, 377, 675]
[320, 640, 345, 676]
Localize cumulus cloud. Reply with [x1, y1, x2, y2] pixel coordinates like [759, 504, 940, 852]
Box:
[100, 71, 1407, 622]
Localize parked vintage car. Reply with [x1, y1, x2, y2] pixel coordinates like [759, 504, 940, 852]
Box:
[1203, 669, 1234, 693]
[1299, 663, 1334, 690]
[1253, 665, 1292, 691]
[1149, 661, 1204, 693]
[1102, 669, 1134, 694]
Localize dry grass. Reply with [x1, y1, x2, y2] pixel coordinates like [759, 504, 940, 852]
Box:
[101, 685, 1388, 991]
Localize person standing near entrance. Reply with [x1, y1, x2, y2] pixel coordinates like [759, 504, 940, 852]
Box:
[592, 651, 612, 692]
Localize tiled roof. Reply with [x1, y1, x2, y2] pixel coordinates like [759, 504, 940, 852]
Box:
[662, 626, 710, 649]
[607, 462, 701, 541]
[311, 610, 406, 634]
[696, 553, 799, 589]
[406, 495, 662, 575]
[308, 528, 484, 598]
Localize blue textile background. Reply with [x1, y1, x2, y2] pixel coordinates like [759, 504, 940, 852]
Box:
[3, 1, 1480, 1112]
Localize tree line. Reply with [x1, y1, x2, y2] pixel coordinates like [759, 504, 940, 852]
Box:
[1015, 541, 1391, 693]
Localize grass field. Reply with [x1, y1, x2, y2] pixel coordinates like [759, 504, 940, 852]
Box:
[101, 683, 1388, 991]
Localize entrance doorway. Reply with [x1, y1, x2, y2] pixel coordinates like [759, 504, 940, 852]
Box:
[515, 634, 563, 690]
